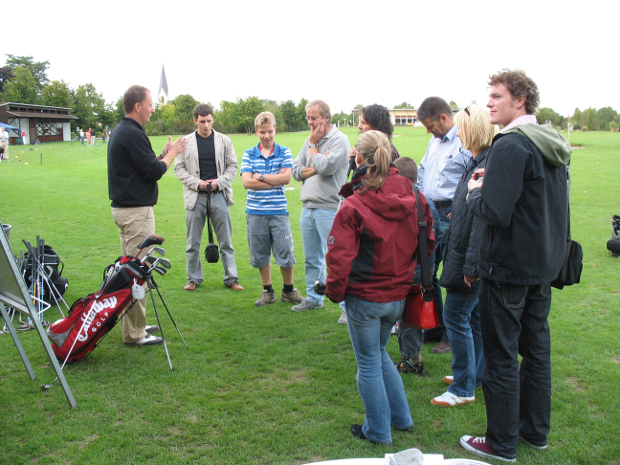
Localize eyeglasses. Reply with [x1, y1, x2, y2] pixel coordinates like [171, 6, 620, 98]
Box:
[464, 106, 471, 116]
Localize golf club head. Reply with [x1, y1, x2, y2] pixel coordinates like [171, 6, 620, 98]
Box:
[156, 258, 171, 269]
[154, 265, 168, 275]
[152, 246, 165, 257]
[142, 255, 158, 266]
[137, 234, 164, 251]
[151, 266, 166, 276]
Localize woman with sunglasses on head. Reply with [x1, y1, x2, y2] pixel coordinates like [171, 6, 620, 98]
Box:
[430, 105, 497, 407]
[326, 130, 435, 444]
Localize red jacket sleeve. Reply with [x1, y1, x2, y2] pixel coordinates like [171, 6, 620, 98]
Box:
[325, 202, 360, 303]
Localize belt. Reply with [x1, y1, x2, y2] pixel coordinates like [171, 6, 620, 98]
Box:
[432, 200, 452, 208]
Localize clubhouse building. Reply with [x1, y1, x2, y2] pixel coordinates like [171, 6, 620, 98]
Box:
[0, 102, 78, 144]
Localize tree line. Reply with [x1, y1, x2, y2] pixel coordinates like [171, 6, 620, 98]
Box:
[2, 55, 618, 135]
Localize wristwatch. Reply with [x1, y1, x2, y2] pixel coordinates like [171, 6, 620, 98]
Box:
[309, 143, 317, 148]
[259, 174, 265, 181]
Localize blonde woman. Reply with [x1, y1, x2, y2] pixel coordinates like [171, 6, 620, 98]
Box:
[432, 105, 497, 407]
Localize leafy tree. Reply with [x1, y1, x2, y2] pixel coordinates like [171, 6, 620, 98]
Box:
[296, 98, 309, 130]
[2, 67, 39, 103]
[214, 100, 236, 133]
[230, 96, 265, 134]
[71, 83, 106, 130]
[114, 97, 125, 122]
[100, 102, 121, 129]
[449, 100, 459, 110]
[571, 108, 584, 128]
[333, 111, 352, 127]
[171, 94, 201, 120]
[280, 100, 298, 132]
[584, 108, 596, 132]
[596, 107, 618, 129]
[4, 55, 49, 91]
[40, 80, 72, 108]
[0, 66, 15, 94]
[394, 102, 414, 109]
[264, 101, 284, 132]
[536, 107, 563, 126]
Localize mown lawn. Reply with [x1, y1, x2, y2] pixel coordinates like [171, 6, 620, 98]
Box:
[0, 127, 618, 465]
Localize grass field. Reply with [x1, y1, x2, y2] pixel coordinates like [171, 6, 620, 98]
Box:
[0, 126, 619, 465]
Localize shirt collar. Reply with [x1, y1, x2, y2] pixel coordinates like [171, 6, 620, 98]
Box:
[442, 124, 458, 142]
[501, 114, 538, 132]
[250, 143, 277, 158]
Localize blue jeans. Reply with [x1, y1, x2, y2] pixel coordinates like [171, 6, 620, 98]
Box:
[345, 295, 413, 444]
[300, 207, 336, 305]
[443, 289, 484, 397]
[479, 279, 552, 459]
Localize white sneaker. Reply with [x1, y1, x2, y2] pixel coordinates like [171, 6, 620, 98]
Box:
[134, 334, 163, 346]
[431, 390, 475, 407]
[338, 310, 347, 325]
[292, 298, 322, 312]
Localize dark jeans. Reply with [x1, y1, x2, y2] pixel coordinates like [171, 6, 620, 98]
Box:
[425, 203, 451, 342]
[479, 278, 552, 459]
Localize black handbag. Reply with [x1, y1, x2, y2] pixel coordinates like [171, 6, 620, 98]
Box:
[551, 166, 583, 289]
[204, 184, 219, 263]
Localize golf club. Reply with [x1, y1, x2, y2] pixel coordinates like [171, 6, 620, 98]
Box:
[151, 267, 166, 276]
[133, 235, 164, 259]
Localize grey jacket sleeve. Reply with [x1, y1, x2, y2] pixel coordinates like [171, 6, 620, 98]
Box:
[312, 133, 350, 176]
[217, 134, 238, 190]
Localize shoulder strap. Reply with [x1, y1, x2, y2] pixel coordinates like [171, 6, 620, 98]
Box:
[206, 185, 215, 243]
[413, 187, 433, 299]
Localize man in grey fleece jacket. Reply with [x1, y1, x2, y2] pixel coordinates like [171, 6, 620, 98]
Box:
[291, 100, 350, 311]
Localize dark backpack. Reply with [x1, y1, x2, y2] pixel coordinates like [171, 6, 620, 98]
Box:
[23, 244, 69, 303]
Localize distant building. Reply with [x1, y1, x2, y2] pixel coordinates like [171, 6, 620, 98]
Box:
[352, 107, 461, 127]
[0, 102, 78, 144]
[390, 108, 418, 126]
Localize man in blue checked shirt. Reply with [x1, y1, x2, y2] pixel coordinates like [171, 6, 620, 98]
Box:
[417, 97, 471, 354]
[241, 111, 304, 307]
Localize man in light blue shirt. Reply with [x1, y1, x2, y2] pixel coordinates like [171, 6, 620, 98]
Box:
[417, 97, 471, 353]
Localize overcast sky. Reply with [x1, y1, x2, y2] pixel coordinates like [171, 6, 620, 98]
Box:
[5, 0, 617, 118]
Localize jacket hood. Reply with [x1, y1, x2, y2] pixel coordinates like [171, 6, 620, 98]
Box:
[503, 123, 571, 167]
[346, 167, 416, 221]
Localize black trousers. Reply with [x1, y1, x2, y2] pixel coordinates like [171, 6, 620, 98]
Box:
[479, 278, 552, 458]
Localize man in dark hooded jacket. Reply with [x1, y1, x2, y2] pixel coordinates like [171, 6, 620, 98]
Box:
[460, 70, 571, 463]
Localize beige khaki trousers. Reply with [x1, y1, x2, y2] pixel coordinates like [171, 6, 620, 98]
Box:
[111, 206, 155, 343]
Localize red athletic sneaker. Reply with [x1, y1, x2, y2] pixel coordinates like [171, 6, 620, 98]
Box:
[460, 435, 516, 462]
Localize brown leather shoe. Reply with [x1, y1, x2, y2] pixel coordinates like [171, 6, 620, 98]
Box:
[431, 341, 451, 354]
[184, 281, 197, 291]
[228, 281, 244, 291]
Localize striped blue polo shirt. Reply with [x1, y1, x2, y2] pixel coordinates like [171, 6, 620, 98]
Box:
[241, 143, 293, 215]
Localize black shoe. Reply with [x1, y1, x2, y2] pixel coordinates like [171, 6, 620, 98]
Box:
[350, 424, 368, 440]
[395, 358, 425, 375]
[519, 435, 548, 450]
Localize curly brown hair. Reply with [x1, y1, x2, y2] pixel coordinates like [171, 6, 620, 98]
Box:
[488, 69, 540, 115]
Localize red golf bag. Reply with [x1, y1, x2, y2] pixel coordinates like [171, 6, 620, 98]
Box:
[47, 256, 150, 363]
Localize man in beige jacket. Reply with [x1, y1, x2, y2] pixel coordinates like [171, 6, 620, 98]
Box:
[174, 104, 243, 291]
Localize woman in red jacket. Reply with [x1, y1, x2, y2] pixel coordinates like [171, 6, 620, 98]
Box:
[326, 130, 435, 444]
